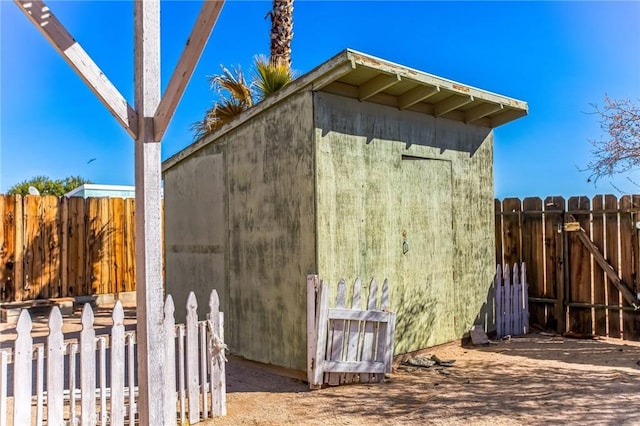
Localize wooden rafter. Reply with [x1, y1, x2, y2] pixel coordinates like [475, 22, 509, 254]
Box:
[14, 0, 139, 139]
[434, 95, 474, 117]
[465, 102, 504, 123]
[398, 85, 440, 110]
[358, 73, 401, 101]
[153, 0, 225, 140]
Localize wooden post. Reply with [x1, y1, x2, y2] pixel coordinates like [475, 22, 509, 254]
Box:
[134, 1, 166, 424]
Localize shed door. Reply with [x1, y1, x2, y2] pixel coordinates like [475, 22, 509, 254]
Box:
[395, 157, 455, 350]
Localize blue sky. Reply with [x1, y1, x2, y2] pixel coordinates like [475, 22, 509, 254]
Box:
[1, 1, 639, 198]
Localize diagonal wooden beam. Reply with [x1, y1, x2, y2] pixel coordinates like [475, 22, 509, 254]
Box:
[358, 73, 401, 101]
[14, 0, 138, 139]
[153, 0, 225, 141]
[397, 85, 440, 110]
[434, 94, 474, 117]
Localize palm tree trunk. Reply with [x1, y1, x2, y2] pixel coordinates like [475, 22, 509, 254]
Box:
[269, 0, 294, 68]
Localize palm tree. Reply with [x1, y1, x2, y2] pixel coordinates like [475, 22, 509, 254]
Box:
[267, 0, 294, 68]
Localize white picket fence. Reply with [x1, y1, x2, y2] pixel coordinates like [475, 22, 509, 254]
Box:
[307, 276, 396, 389]
[0, 290, 226, 425]
[496, 263, 529, 338]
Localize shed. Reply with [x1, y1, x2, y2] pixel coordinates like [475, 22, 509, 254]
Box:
[162, 49, 528, 373]
[64, 184, 137, 198]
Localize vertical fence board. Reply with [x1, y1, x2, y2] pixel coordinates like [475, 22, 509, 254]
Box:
[543, 196, 565, 332]
[208, 290, 225, 417]
[47, 307, 65, 426]
[127, 333, 135, 425]
[0, 351, 7, 426]
[328, 279, 346, 386]
[123, 198, 136, 293]
[42, 195, 61, 298]
[604, 195, 621, 338]
[306, 275, 318, 386]
[522, 198, 544, 328]
[99, 197, 112, 294]
[620, 196, 637, 339]
[13, 195, 24, 300]
[494, 199, 503, 266]
[344, 278, 361, 384]
[112, 198, 125, 294]
[568, 196, 592, 334]
[35, 345, 44, 426]
[87, 198, 101, 295]
[99, 336, 108, 425]
[0, 196, 16, 302]
[14, 310, 33, 425]
[496, 265, 503, 338]
[60, 197, 69, 297]
[70, 343, 78, 425]
[312, 281, 330, 387]
[23, 195, 43, 300]
[502, 198, 522, 267]
[360, 279, 377, 383]
[67, 197, 86, 297]
[591, 195, 607, 336]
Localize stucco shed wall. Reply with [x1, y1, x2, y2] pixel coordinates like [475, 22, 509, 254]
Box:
[313, 92, 495, 353]
[164, 91, 316, 371]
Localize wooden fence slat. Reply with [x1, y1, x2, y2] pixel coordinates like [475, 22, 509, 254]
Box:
[522, 263, 529, 334]
[60, 196, 69, 297]
[502, 198, 522, 267]
[178, 325, 186, 424]
[522, 198, 544, 328]
[0, 195, 16, 302]
[80, 304, 96, 426]
[199, 322, 208, 418]
[513, 263, 522, 335]
[328, 279, 346, 386]
[99, 197, 112, 294]
[43, 195, 61, 298]
[111, 302, 126, 426]
[543, 196, 565, 333]
[23, 195, 42, 300]
[112, 198, 125, 293]
[67, 197, 85, 297]
[14, 309, 33, 425]
[568, 196, 592, 334]
[70, 343, 78, 425]
[47, 307, 65, 426]
[495, 199, 503, 266]
[13, 195, 23, 301]
[123, 198, 136, 292]
[127, 333, 135, 426]
[87, 198, 100, 296]
[186, 292, 199, 424]
[504, 264, 512, 335]
[592, 195, 607, 335]
[376, 279, 390, 381]
[99, 336, 108, 424]
[306, 275, 318, 386]
[604, 194, 621, 338]
[620, 195, 637, 339]
[163, 296, 177, 425]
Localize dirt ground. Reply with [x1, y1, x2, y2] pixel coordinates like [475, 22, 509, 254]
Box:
[206, 334, 640, 425]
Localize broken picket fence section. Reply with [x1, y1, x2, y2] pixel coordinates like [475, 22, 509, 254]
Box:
[496, 263, 529, 338]
[307, 275, 396, 389]
[1, 290, 226, 425]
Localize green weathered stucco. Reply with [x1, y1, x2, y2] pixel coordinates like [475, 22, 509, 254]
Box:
[163, 88, 497, 372]
[314, 92, 495, 353]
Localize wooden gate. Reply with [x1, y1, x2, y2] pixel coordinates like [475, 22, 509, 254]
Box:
[495, 195, 640, 339]
[307, 275, 396, 389]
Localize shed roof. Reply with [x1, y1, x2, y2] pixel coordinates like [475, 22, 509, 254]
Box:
[163, 49, 528, 171]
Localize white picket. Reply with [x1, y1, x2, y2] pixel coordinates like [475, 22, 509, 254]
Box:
[513, 264, 522, 335]
[35, 345, 44, 426]
[312, 281, 330, 387]
[496, 265, 503, 338]
[5, 290, 227, 425]
[360, 279, 378, 383]
[376, 279, 391, 381]
[344, 278, 362, 384]
[14, 309, 32, 426]
[80, 304, 96, 426]
[503, 264, 512, 336]
[522, 263, 530, 334]
[126, 333, 135, 425]
[306, 275, 319, 386]
[207, 290, 225, 417]
[0, 351, 7, 426]
[328, 279, 347, 386]
[98, 336, 107, 425]
[48, 306, 65, 426]
[70, 343, 78, 425]
[111, 302, 125, 426]
[185, 292, 199, 424]
[163, 296, 177, 426]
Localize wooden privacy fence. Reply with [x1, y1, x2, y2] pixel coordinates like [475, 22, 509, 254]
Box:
[495, 194, 640, 340]
[307, 275, 396, 389]
[495, 263, 529, 338]
[1, 290, 226, 425]
[0, 195, 138, 302]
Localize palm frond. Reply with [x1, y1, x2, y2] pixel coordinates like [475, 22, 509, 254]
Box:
[208, 65, 254, 107]
[252, 55, 293, 100]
